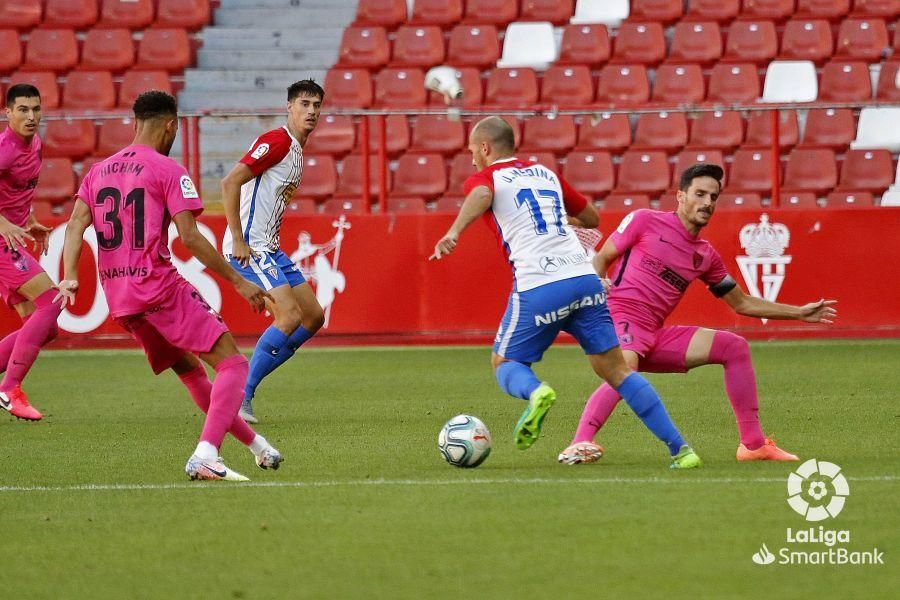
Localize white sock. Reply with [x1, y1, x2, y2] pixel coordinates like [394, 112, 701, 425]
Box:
[248, 435, 270, 457]
[194, 441, 218, 461]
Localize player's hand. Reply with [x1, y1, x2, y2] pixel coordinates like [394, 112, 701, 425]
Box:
[53, 279, 79, 307]
[798, 299, 838, 324]
[235, 278, 272, 313]
[231, 238, 254, 267]
[26, 219, 51, 256]
[0, 220, 34, 250]
[430, 232, 458, 261]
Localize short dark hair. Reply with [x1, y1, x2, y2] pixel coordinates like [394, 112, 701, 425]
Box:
[6, 84, 41, 108]
[288, 79, 325, 102]
[679, 163, 724, 192]
[132, 90, 178, 120]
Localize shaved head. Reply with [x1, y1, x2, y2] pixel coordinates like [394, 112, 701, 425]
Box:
[470, 116, 515, 152]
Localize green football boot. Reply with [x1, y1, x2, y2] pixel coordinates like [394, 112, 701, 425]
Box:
[514, 383, 557, 450]
[670, 445, 702, 469]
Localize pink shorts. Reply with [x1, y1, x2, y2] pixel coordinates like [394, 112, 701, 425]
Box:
[612, 315, 699, 373]
[115, 282, 229, 374]
[0, 244, 44, 308]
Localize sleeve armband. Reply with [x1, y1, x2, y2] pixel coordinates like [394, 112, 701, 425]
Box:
[709, 275, 737, 297]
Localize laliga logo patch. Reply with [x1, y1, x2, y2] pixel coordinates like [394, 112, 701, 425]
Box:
[180, 175, 199, 199]
[251, 143, 269, 160]
[787, 459, 850, 522]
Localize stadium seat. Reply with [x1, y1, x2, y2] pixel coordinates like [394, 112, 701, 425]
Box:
[684, 0, 740, 22]
[603, 193, 651, 211]
[724, 20, 778, 66]
[338, 27, 390, 70]
[819, 61, 873, 101]
[762, 61, 818, 102]
[744, 110, 799, 149]
[520, 151, 558, 173]
[795, 0, 851, 20]
[364, 115, 410, 156]
[837, 149, 894, 193]
[410, 114, 466, 155]
[24, 30, 78, 73]
[485, 68, 539, 107]
[78, 156, 106, 185]
[729, 148, 778, 193]
[850, 0, 899, 18]
[595, 64, 649, 104]
[44, 0, 98, 29]
[393, 153, 447, 199]
[611, 22, 666, 66]
[355, 0, 407, 29]
[118, 71, 171, 108]
[336, 154, 391, 197]
[82, 29, 135, 72]
[433, 195, 466, 213]
[571, 0, 630, 27]
[297, 155, 337, 201]
[8, 72, 59, 109]
[497, 22, 557, 70]
[614, 151, 670, 195]
[651, 64, 705, 104]
[521, 0, 575, 25]
[64, 71, 116, 110]
[137, 29, 191, 72]
[740, 0, 795, 21]
[876, 61, 900, 101]
[689, 111, 744, 151]
[835, 18, 890, 61]
[630, 0, 684, 25]
[323, 196, 371, 214]
[632, 112, 688, 154]
[707, 63, 760, 103]
[387, 196, 428, 213]
[392, 26, 445, 68]
[0, 30, 22, 74]
[35, 158, 76, 205]
[98, 0, 154, 30]
[801, 108, 856, 150]
[447, 25, 500, 69]
[852, 107, 900, 151]
[448, 152, 476, 194]
[521, 115, 577, 154]
[669, 21, 723, 65]
[540, 65, 594, 105]
[783, 148, 838, 194]
[463, 0, 519, 27]
[96, 117, 135, 157]
[427, 67, 484, 107]
[410, 0, 463, 27]
[0, 0, 41, 31]
[656, 192, 678, 211]
[155, 0, 211, 31]
[324, 69, 373, 108]
[716, 193, 763, 209]
[780, 191, 819, 208]
[780, 20, 833, 63]
[672, 149, 726, 187]
[304, 115, 355, 157]
[558, 25, 611, 68]
[562, 151, 615, 199]
[285, 199, 318, 215]
[826, 191, 875, 207]
[576, 113, 631, 152]
[43, 119, 96, 160]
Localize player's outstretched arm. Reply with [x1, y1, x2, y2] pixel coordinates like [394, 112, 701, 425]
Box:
[430, 185, 492, 260]
[567, 203, 599, 230]
[221, 162, 256, 266]
[721, 287, 837, 323]
[592, 239, 621, 291]
[55, 198, 94, 306]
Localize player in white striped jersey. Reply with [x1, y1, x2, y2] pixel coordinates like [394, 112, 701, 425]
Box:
[221, 80, 326, 423]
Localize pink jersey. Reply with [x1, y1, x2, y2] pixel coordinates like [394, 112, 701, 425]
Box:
[0, 127, 42, 229]
[77, 144, 203, 318]
[607, 209, 735, 331]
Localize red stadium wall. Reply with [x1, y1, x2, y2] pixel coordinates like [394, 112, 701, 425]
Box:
[6, 208, 899, 346]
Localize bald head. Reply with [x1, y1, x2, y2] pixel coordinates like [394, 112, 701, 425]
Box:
[470, 116, 515, 152]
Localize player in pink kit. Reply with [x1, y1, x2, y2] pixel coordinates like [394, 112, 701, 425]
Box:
[0, 84, 60, 421]
[559, 164, 838, 465]
[55, 91, 282, 481]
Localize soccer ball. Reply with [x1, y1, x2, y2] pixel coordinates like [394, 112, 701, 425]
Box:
[438, 414, 492, 468]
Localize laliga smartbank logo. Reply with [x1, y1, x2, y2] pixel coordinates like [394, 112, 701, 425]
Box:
[751, 459, 884, 566]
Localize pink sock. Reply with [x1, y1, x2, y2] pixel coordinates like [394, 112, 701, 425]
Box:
[709, 331, 766, 450]
[572, 383, 621, 444]
[199, 354, 250, 448]
[0, 329, 20, 375]
[0, 290, 60, 392]
[179, 364, 256, 446]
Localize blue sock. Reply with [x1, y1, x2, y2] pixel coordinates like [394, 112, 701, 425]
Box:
[244, 326, 290, 400]
[616, 372, 686, 455]
[269, 325, 314, 371]
[495, 361, 541, 400]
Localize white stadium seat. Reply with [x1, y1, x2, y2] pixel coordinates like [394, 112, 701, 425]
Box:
[851, 107, 900, 153]
[761, 61, 818, 103]
[570, 0, 629, 27]
[497, 21, 557, 71]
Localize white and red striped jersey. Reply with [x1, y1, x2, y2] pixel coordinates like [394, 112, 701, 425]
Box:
[222, 126, 303, 254]
[464, 157, 594, 292]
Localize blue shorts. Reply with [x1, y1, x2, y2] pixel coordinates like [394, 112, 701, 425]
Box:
[228, 249, 306, 291]
[493, 275, 619, 363]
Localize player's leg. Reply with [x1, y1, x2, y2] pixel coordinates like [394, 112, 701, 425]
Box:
[0, 299, 35, 375]
[260, 279, 324, 372]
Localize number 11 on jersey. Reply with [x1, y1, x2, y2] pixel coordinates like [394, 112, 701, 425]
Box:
[515, 188, 566, 237]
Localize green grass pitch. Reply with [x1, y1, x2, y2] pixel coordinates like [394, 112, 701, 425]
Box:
[1, 340, 897, 599]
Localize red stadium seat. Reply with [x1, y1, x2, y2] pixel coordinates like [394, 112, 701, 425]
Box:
[324, 69, 373, 108]
[850, 0, 899, 17]
[78, 155, 106, 185]
[783, 148, 838, 194]
[729, 148, 778, 193]
[387, 196, 428, 213]
[716, 192, 763, 209]
[433, 195, 465, 213]
[835, 18, 890, 61]
[155, 0, 211, 31]
[801, 108, 856, 149]
[612, 22, 666, 66]
[427, 67, 483, 107]
[707, 63, 760, 103]
[410, 114, 466, 156]
[740, 0, 794, 21]
[595, 64, 649, 105]
[96, 117, 136, 157]
[604, 193, 652, 211]
[375, 68, 427, 107]
[137, 29, 190, 72]
[35, 158, 76, 205]
[671, 149, 726, 187]
[669, 21, 723, 65]
[337, 27, 390, 70]
[558, 25, 610, 68]
[64, 71, 116, 110]
[651, 64, 705, 104]
[363, 114, 410, 157]
[562, 151, 615, 199]
[577, 113, 632, 152]
[632, 112, 689, 153]
[393, 153, 447, 199]
[336, 154, 391, 197]
[0, 30, 23, 74]
[780, 191, 819, 208]
[447, 25, 500, 69]
[684, 0, 740, 22]
[614, 151, 670, 195]
[520, 151, 558, 173]
[463, 0, 519, 27]
[81, 29, 135, 72]
[520, 0, 575, 26]
[744, 110, 799, 149]
[43, 119, 96, 160]
[630, 0, 684, 25]
[689, 111, 744, 151]
[285, 199, 318, 215]
[98, 0, 154, 30]
[297, 155, 337, 201]
[448, 152, 476, 194]
[521, 115, 577, 154]
[541, 65, 594, 105]
[780, 19, 834, 63]
[819, 61, 873, 101]
[24, 30, 78, 73]
[410, 0, 463, 27]
[118, 71, 171, 108]
[303, 115, 355, 157]
[0, 0, 41, 31]
[837, 149, 894, 193]
[392, 26, 445, 68]
[795, 0, 851, 20]
[323, 196, 371, 214]
[355, 0, 407, 29]
[8, 72, 59, 109]
[485, 68, 539, 107]
[724, 20, 778, 66]
[44, 0, 98, 29]
[657, 192, 678, 211]
[876, 61, 900, 101]
[825, 191, 875, 207]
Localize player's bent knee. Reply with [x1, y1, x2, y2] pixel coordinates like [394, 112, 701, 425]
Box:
[713, 330, 751, 363]
[303, 305, 325, 332]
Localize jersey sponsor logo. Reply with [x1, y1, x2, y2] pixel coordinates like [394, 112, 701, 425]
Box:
[180, 175, 199, 199]
[539, 251, 588, 273]
[616, 212, 635, 234]
[288, 215, 351, 328]
[250, 143, 270, 160]
[639, 254, 689, 292]
[736, 214, 792, 324]
[534, 292, 606, 326]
